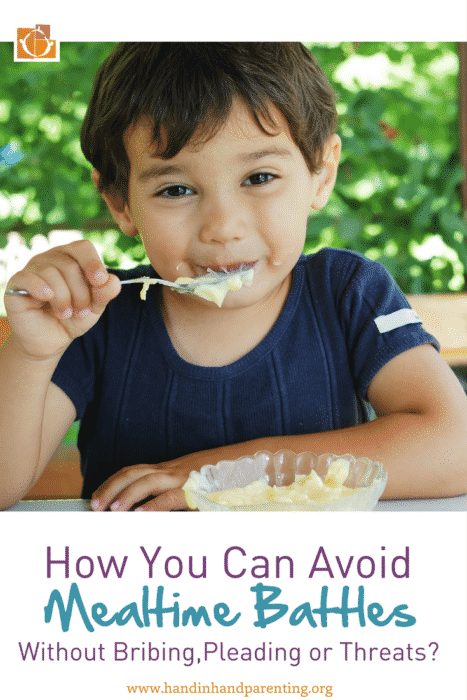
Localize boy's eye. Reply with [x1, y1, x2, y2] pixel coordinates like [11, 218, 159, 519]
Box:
[155, 185, 194, 198]
[243, 172, 277, 186]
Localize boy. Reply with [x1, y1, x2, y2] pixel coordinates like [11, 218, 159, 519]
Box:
[2, 42, 467, 511]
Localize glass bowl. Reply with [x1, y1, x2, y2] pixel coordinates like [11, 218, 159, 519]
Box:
[183, 450, 387, 512]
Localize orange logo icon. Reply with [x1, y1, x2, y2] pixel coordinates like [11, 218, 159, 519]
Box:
[15, 25, 59, 61]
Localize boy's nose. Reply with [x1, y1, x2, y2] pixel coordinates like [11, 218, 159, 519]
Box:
[198, 204, 246, 245]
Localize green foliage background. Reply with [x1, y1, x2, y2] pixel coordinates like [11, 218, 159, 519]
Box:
[0, 41, 465, 293]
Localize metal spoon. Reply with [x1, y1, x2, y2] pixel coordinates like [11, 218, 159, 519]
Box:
[5, 266, 253, 296]
[4, 279, 199, 296]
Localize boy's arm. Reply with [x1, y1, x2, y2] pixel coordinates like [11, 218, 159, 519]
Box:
[92, 343, 467, 511]
[246, 343, 467, 500]
[0, 240, 121, 510]
[0, 342, 77, 509]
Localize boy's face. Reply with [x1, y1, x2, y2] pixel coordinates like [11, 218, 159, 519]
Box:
[102, 98, 340, 310]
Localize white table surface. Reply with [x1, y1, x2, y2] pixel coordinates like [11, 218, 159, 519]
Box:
[7, 495, 467, 512]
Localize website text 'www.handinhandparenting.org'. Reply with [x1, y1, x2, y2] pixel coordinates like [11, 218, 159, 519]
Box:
[126, 682, 334, 697]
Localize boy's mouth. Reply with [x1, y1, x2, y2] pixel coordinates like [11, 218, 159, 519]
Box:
[200, 261, 257, 274]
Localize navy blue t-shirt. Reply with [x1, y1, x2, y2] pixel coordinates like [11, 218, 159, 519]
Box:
[51, 248, 439, 497]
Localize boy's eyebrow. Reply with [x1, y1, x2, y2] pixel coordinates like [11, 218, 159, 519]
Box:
[239, 146, 293, 162]
[138, 163, 186, 183]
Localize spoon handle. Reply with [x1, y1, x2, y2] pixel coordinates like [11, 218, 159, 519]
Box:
[120, 277, 190, 290]
[5, 278, 191, 296]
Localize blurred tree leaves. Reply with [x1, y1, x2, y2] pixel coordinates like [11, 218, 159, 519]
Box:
[306, 42, 466, 293]
[0, 41, 465, 292]
[0, 43, 126, 243]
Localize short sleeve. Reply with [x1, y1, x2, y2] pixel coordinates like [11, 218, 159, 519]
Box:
[51, 321, 104, 420]
[50, 264, 154, 420]
[336, 252, 440, 399]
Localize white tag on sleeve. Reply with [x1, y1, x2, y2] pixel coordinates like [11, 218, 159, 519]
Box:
[374, 308, 422, 333]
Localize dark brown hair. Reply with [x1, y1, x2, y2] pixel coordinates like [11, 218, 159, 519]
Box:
[81, 42, 338, 201]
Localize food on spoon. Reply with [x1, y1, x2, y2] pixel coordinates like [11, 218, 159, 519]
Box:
[183, 457, 359, 508]
[138, 267, 254, 304]
[139, 279, 152, 301]
[186, 268, 254, 307]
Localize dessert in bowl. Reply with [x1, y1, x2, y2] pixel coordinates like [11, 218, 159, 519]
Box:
[183, 450, 387, 512]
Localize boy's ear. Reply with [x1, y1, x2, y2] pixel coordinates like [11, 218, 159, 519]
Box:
[91, 169, 139, 237]
[310, 134, 341, 211]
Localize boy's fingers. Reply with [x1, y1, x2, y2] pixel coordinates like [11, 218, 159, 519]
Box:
[8, 241, 112, 311]
[36, 267, 75, 316]
[6, 270, 55, 303]
[91, 466, 169, 510]
[90, 273, 121, 314]
[7, 267, 120, 320]
[59, 239, 109, 287]
[6, 268, 75, 319]
[135, 488, 189, 511]
[109, 473, 185, 511]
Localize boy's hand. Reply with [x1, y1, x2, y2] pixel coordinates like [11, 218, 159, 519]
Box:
[4, 240, 121, 360]
[90, 462, 191, 512]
